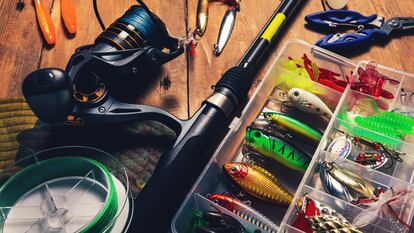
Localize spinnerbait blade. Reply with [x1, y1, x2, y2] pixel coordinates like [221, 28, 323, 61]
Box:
[288, 88, 333, 118]
[245, 127, 311, 172]
[319, 163, 356, 202]
[223, 162, 293, 205]
[195, 0, 209, 37]
[324, 162, 377, 200]
[263, 112, 322, 143]
[214, 7, 238, 56]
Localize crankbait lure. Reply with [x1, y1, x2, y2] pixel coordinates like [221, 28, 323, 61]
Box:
[192, 210, 246, 233]
[208, 193, 278, 233]
[322, 162, 379, 201]
[245, 127, 311, 172]
[288, 88, 333, 118]
[292, 194, 362, 233]
[223, 162, 293, 205]
[214, 2, 240, 56]
[195, 0, 209, 37]
[263, 112, 322, 143]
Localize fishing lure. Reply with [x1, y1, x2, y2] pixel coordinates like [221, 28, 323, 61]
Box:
[287, 88, 333, 118]
[223, 162, 293, 205]
[208, 193, 278, 233]
[321, 162, 380, 202]
[195, 0, 209, 37]
[263, 112, 322, 143]
[292, 194, 362, 233]
[245, 127, 311, 172]
[192, 210, 246, 233]
[214, 2, 240, 56]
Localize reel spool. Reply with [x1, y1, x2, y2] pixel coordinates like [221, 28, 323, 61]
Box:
[23, 3, 184, 124]
[0, 146, 132, 233]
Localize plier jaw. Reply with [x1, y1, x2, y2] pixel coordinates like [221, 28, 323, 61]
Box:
[305, 10, 414, 53]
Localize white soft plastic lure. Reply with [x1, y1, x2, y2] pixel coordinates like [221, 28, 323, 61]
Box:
[288, 88, 333, 118]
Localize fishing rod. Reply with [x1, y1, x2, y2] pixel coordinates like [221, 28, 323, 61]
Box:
[21, 0, 303, 232]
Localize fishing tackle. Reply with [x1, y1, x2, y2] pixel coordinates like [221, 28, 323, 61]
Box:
[287, 88, 333, 118]
[292, 194, 362, 233]
[195, 0, 209, 37]
[263, 112, 322, 143]
[192, 210, 246, 233]
[245, 127, 311, 172]
[214, 2, 240, 56]
[207, 193, 278, 233]
[321, 162, 381, 203]
[223, 162, 293, 205]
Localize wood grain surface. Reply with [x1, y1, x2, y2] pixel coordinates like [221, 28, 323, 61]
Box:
[0, 0, 413, 119]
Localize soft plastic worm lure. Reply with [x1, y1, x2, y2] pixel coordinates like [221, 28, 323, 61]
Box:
[245, 127, 311, 172]
[263, 112, 322, 143]
[322, 162, 379, 201]
[208, 193, 278, 233]
[288, 88, 333, 118]
[223, 162, 293, 205]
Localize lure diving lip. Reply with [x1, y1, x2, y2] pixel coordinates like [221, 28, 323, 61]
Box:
[223, 162, 293, 205]
[214, 4, 239, 56]
[263, 112, 322, 143]
[245, 127, 311, 172]
[287, 88, 333, 118]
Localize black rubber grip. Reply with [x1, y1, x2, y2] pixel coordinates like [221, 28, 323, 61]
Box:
[214, 66, 252, 105]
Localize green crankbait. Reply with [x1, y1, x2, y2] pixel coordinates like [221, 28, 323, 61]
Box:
[245, 127, 311, 172]
[263, 112, 322, 143]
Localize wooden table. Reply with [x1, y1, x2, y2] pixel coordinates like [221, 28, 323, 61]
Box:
[1, 0, 413, 119]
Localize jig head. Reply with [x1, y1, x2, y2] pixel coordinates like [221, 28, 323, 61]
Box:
[287, 88, 333, 118]
[245, 127, 311, 172]
[223, 162, 293, 205]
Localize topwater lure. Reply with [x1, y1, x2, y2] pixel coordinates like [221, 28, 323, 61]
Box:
[292, 194, 362, 233]
[263, 112, 322, 144]
[195, 0, 209, 37]
[320, 162, 381, 203]
[192, 210, 246, 233]
[287, 88, 333, 118]
[208, 193, 278, 233]
[245, 127, 311, 172]
[223, 162, 293, 205]
[214, 1, 240, 56]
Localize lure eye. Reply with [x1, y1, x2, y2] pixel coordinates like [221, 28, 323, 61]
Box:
[254, 131, 262, 138]
[229, 167, 237, 174]
[293, 91, 300, 97]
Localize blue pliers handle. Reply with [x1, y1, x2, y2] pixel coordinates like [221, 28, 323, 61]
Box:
[305, 10, 388, 53]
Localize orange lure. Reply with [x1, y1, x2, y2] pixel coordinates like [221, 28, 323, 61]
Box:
[223, 162, 293, 206]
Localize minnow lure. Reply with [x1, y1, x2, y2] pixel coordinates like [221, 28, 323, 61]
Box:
[195, 0, 209, 37]
[263, 112, 322, 143]
[322, 162, 378, 200]
[208, 193, 278, 233]
[288, 88, 333, 118]
[214, 2, 240, 56]
[292, 194, 362, 233]
[223, 162, 293, 205]
[245, 127, 311, 172]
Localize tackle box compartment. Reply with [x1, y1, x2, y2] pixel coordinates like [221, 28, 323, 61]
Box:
[172, 39, 414, 233]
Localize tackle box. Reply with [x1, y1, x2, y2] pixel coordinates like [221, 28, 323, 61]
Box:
[172, 39, 414, 233]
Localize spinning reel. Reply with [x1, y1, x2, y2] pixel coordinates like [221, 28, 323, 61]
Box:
[23, 2, 184, 126]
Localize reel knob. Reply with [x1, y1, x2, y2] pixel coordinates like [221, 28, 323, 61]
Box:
[22, 68, 74, 124]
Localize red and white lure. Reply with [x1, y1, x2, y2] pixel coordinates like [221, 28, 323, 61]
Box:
[288, 88, 333, 118]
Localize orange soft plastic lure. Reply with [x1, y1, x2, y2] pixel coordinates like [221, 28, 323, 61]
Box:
[34, 0, 56, 45]
[61, 0, 77, 34]
[223, 162, 293, 205]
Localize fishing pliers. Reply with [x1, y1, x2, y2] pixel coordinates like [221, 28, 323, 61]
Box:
[305, 10, 414, 53]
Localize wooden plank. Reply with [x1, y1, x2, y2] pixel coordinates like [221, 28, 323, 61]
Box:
[188, 0, 414, 115]
[0, 0, 53, 98]
[39, 0, 188, 119]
